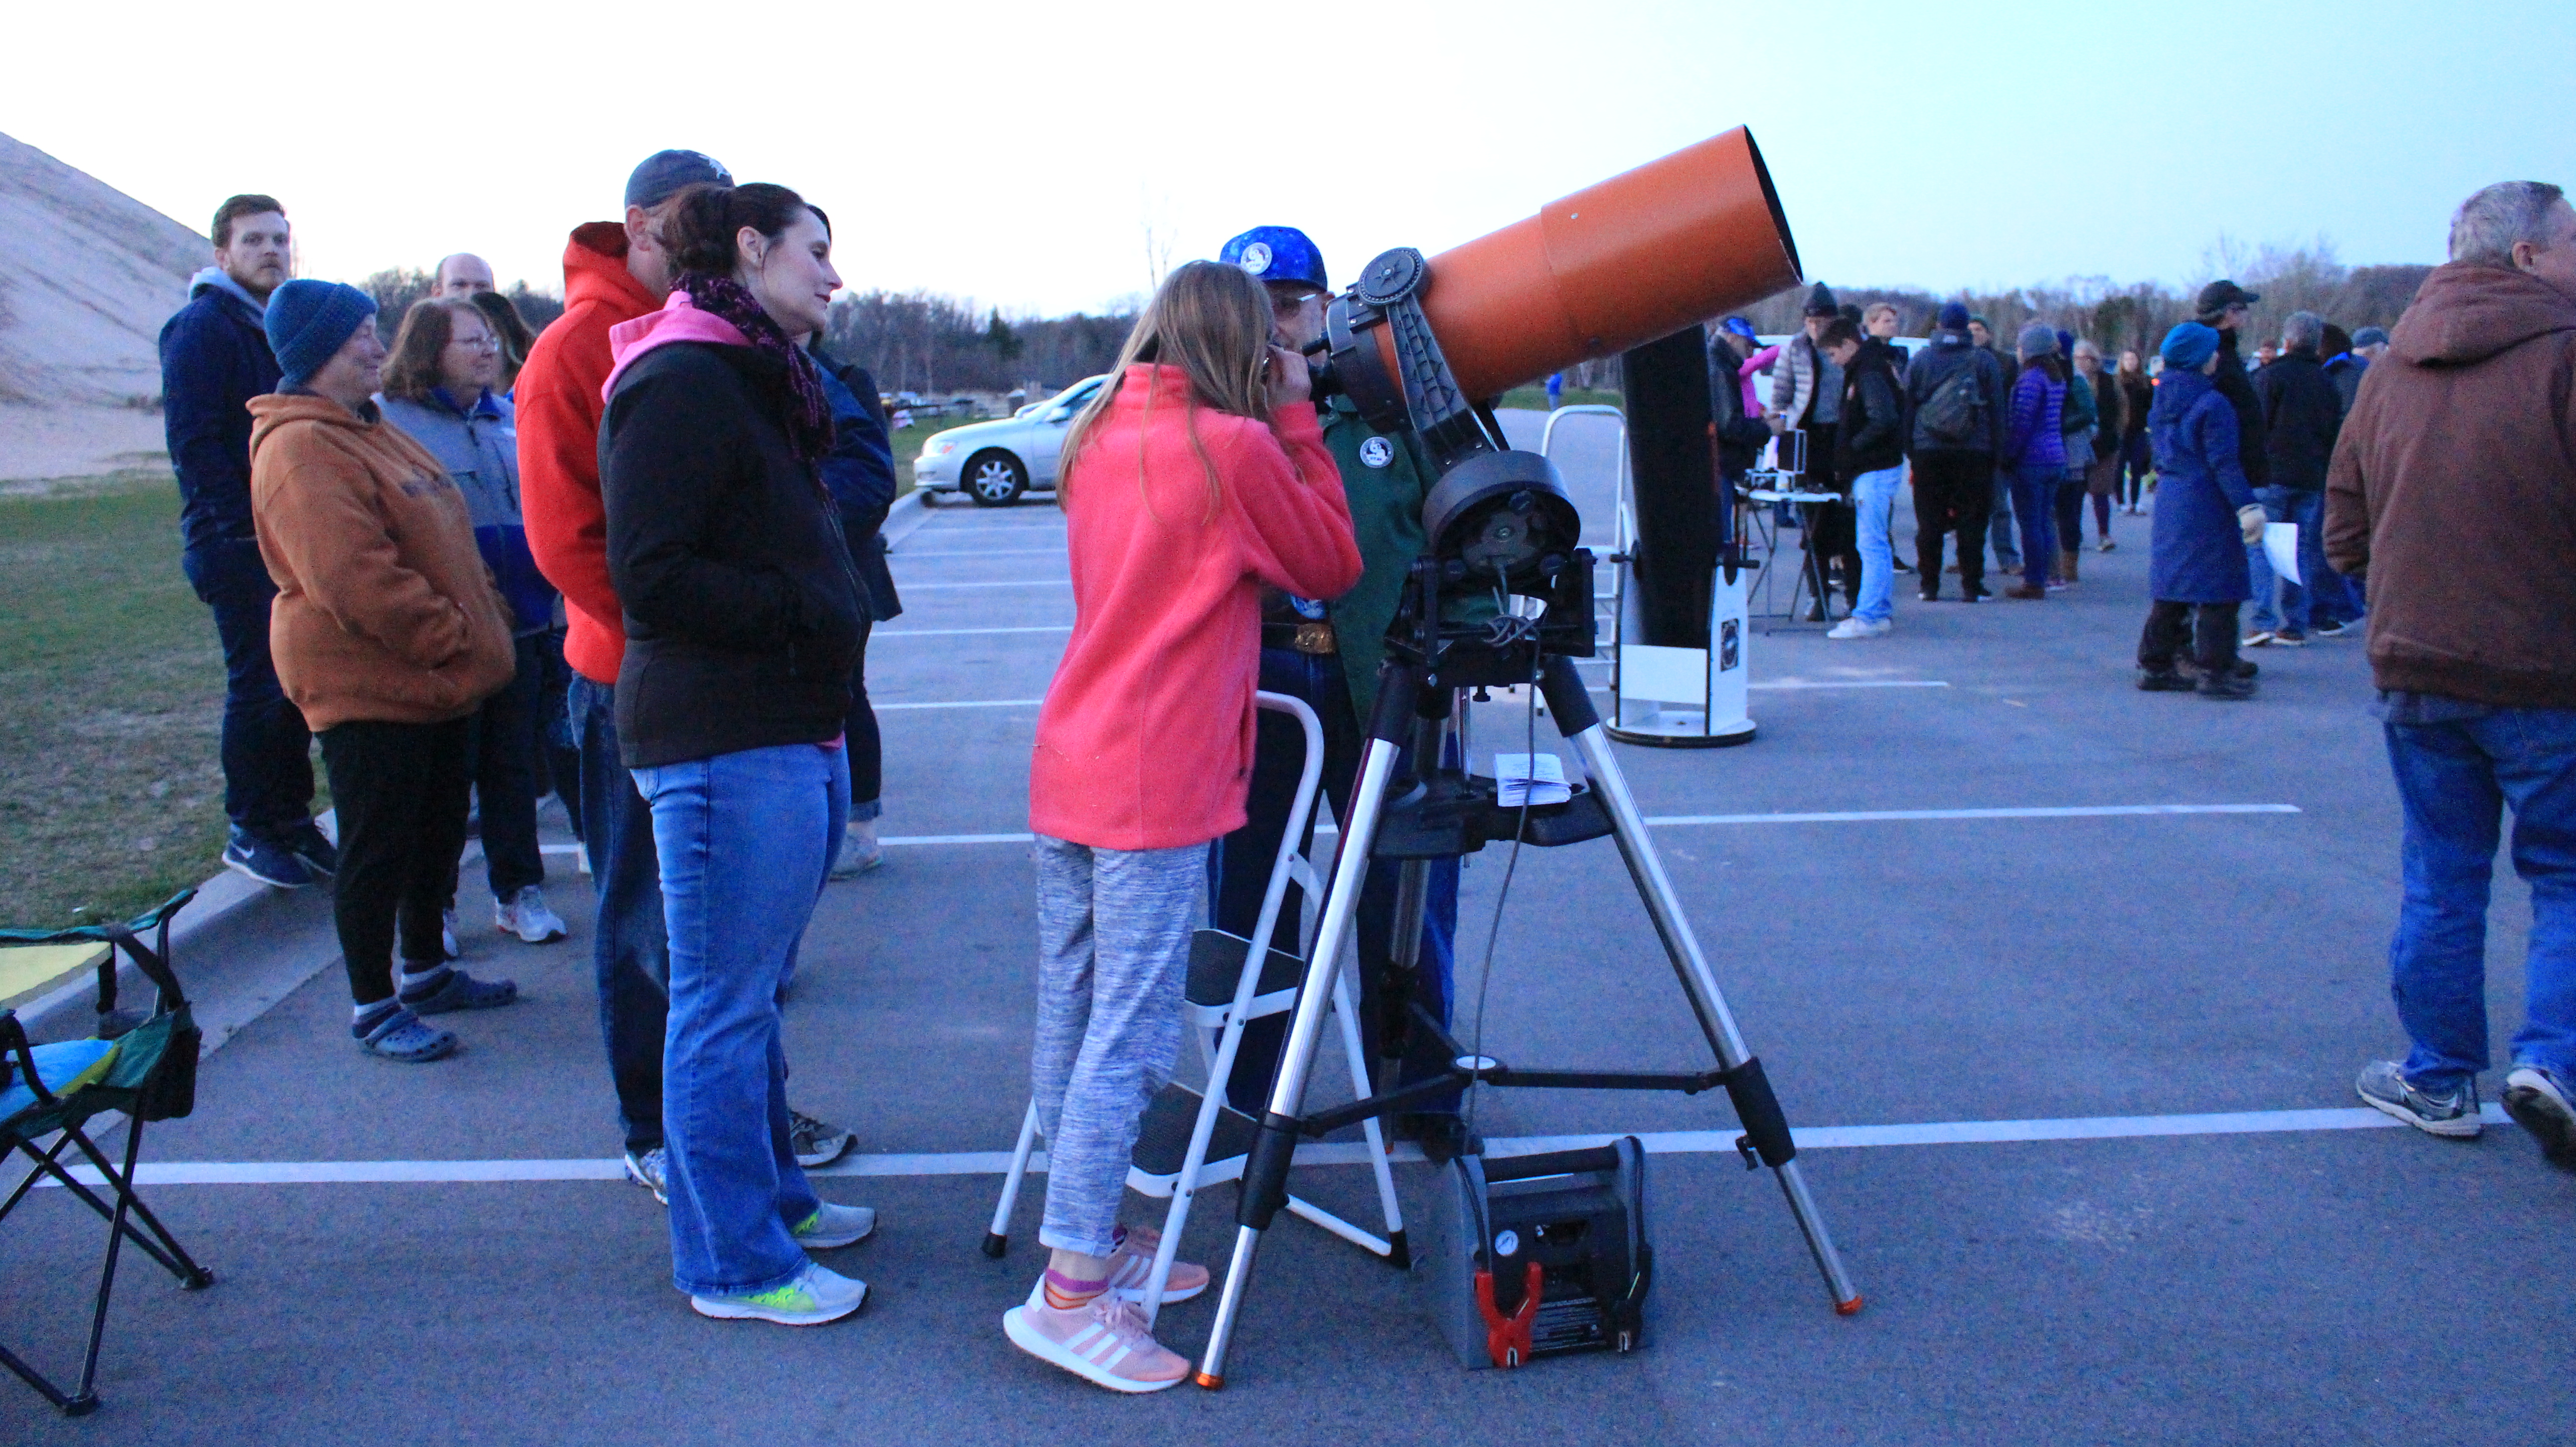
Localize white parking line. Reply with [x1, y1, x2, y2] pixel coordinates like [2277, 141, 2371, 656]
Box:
[54, 1104, 2511, 1187]
[874, 626, 1070, 638]
[894, 579, 1070, 591]
[892, 548, 1067, 558]
[533, 804, 2294, 853]
[873, 699, 1045, 711]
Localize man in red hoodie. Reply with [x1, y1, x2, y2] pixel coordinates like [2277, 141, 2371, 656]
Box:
[519, 152, 852, 1198]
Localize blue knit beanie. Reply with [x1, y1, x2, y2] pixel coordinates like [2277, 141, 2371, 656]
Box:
[1936, 302, 1969, 331]
[264, 280, 378, 388]
[2054, 328, 2075, 358]
[2161, 322, 2220, 371]
[2016, 322, 2059, 360]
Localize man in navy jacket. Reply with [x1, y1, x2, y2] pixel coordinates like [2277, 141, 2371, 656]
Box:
[160, 194, 332, 888]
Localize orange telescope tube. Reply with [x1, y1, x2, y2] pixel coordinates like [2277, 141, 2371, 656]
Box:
[1412, 126, 1801, 400]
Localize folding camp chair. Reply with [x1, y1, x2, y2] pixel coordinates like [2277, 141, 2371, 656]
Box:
[0, 890, 213, 1417]
[983, 692, 1405, 1324]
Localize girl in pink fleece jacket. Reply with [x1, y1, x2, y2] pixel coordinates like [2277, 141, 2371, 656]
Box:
[1004, 261, 1359, 1393]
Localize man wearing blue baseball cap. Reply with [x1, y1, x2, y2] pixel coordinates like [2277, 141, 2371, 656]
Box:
[1209, 224, 1467, 1160]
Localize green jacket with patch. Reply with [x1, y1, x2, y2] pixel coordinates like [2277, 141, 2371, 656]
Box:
[1319, 395, 1435, 723]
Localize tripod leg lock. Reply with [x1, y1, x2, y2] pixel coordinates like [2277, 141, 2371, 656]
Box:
[1717, 1056, 1796, 1169]
[1235, 1115, 1303, 1231]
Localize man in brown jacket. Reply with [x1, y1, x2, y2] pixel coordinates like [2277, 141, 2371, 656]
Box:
[2324, 180, 2576, 1172]
[249, 279, 519, 1063]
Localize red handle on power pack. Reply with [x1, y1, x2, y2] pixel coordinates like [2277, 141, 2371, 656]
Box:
[1474, 1262, 1544, 1368]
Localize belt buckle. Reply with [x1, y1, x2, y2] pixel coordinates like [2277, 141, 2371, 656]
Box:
[1292, 621, 1336, 655]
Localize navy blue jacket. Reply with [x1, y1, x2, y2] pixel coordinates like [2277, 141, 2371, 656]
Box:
[2147, 369, 2258, 604]
[810, 350, 903, 624]
[159, 277, 280, 551]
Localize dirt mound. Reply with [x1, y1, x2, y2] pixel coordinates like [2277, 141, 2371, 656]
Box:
[0, 131, 208, 478]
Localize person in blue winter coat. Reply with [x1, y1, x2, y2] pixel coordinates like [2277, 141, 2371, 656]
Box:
[1998, 322, 2068, 598]
[2134, 322, 2268, 699]
[806, 338, 904, 878]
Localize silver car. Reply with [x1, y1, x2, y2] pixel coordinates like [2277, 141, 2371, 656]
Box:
[909, 374, 1110, 506]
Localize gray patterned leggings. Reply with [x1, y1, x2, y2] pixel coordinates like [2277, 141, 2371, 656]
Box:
[1031, 834, 1208, 1257]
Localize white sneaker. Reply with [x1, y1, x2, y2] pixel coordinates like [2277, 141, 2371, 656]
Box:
[495, 885, 568, 944]
[1825, 617, 1890, 640]
[574, 842, 592, 877]
[830, 820, 884, 880]
[689, 1262, 867, 1325]
[440, 910, 461, 961]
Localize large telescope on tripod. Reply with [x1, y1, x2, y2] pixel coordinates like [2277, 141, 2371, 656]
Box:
[1196, 127, 1861, 1388]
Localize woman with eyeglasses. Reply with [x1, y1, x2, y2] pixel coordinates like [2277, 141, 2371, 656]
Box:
[381, 299, 571, 949]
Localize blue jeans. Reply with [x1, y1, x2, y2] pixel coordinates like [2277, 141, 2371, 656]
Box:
[632, 742, 848, 1297]
[180, 539, 314, 835]
[2010, 464, 2058, 590]
[571, 675, 671, 1155]
[2382, 704, 2576, 1093]
[1987, 470, 2020, 571]
[1850, 465, 1902, 622]
[2245, 486, 2327, 634]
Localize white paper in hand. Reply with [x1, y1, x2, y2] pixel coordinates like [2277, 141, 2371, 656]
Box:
[1494, 753, 1573, 807]
[2262, 522, 2302, 585]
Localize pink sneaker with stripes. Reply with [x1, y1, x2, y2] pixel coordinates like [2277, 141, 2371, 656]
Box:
[1002, 1295, 1190, 1393]
[1104, 1223, 1208, 1304]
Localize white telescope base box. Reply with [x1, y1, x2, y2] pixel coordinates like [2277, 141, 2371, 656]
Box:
[1607, 563, 1756, 748]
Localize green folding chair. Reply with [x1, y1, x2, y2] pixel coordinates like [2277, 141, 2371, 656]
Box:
[0, 890, 212, 1417]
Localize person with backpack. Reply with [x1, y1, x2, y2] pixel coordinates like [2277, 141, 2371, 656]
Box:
[1905, 303, 2005, 599]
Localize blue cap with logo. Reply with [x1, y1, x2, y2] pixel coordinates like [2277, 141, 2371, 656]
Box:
[1219, 226, 1328, 294]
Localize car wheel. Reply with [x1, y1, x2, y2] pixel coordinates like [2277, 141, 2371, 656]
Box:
[964, 451, 1029, 507]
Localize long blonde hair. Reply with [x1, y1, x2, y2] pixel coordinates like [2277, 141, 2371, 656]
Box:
[1058, 260, 1275, 518]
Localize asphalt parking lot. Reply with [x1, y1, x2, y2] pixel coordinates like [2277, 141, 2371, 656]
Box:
[7, 411, 2571, 1445]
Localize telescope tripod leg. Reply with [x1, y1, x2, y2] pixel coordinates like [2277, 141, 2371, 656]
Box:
[1539, 659, 1862, 1314]
[1196, 673, 1422, 1389]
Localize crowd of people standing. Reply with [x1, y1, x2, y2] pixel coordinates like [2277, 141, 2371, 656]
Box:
[1701, 273, 2385, 697]
[149, 152, 2576, 1393]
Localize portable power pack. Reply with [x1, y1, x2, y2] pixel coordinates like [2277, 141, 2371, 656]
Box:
[1427, 1137, 1652, 1369]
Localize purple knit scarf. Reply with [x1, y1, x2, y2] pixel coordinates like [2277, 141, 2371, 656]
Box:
[673, 272, 834, 466]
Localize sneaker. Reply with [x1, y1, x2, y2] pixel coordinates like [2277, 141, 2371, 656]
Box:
[690, 1262, 867, 1326]
[495, 885, 568, 944]
[2356, 1059, 2481, 1137]
[402, 965, 519, 1015]
[354, 1004, 458, 1063]
[829, 821, 884, 880]
[1002, 1294, 1189, 1393]
[790, 1201, 878, 1250]
[574, 842, 593, 877]
[2197, 670, 2257, 701]
[2242, 630, 2276, 648]
[1101, 1222, 1208, 1304]
[1919, 589, 1940, 603]
[2312, 619, 2352, 639]
[2272, 630, 2308, 647]
[223, 826, 314, 889]
[440, 910, 462, 961]
[2136, 670, 2196, 693]
[2501, 1066, 2576, 1171]
[283, 819, 338, 879]
[789, 1110, 854, 1168]
[2097, 539, 2116, 553]
[1825, 617, 1890, 640]
[625, 1146, 669, 1205]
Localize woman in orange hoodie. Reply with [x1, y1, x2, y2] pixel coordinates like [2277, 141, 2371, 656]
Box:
[247, 280, 519, 1064]
[1002, 261, 1360, 1392]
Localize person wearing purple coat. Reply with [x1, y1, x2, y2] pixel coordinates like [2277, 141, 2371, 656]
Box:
[1997, 323, 2068, 598]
